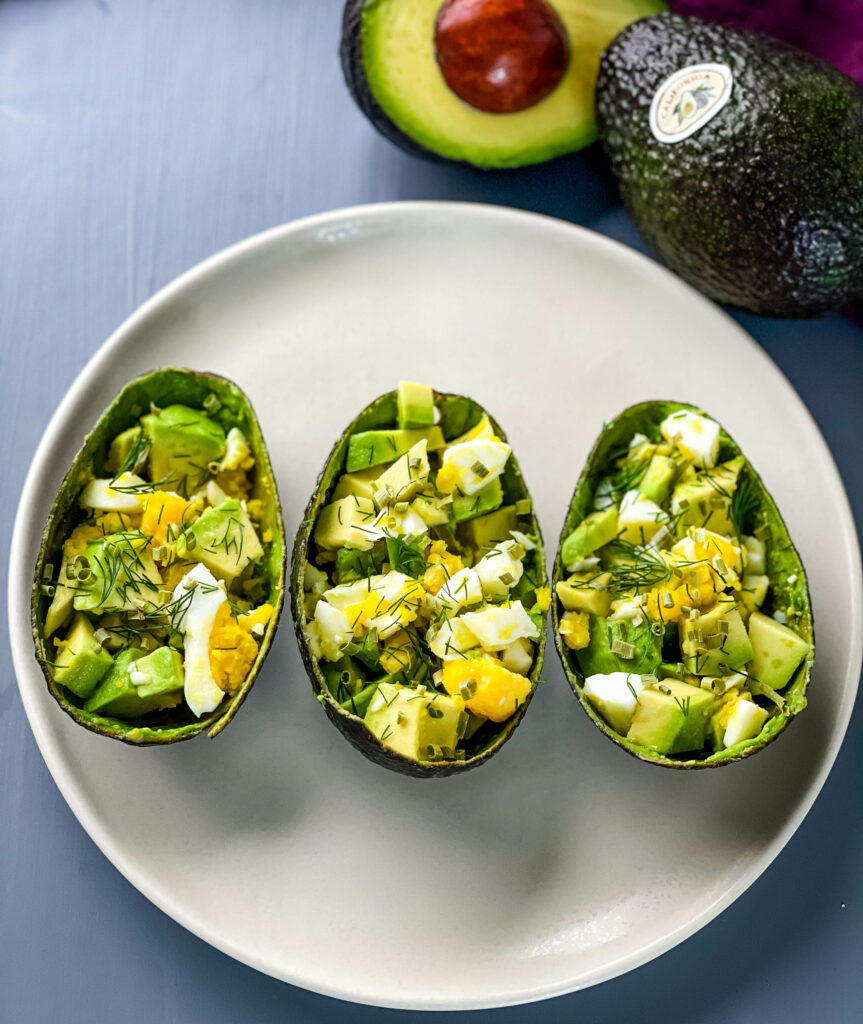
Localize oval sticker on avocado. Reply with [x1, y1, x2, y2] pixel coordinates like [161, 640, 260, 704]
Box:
[649, 63, 733, 143]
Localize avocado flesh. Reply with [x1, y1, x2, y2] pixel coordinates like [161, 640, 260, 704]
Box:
[672, 458, 743, 538]
[747, 612, 812, 691]
[53, 612, 114, 699]
[346, 426, 444, 472]
[364, 682, 466, 762]
[561, 506, 619, 566]
[627, 679, 713, 754]
[176, 498, 264, 583]
[73, 532, 164, 614]
[459, 505, 518, 548]
[452, 478, 503, 523]
[552, 400, 813, 769]
[577, 614, 661, 677]
[680, 601, 753, 676]
[343, 0, 667, 169]
[32, 367, 287, 745]
[397, 380, 434, 428]
[140, 404, 226, 497]
[596, 14, 863, 315]
[85, 645, 184, 718]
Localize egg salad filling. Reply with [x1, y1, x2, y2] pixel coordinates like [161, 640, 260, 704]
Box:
[556, 409, 812, 758]
[301, 381, 545, 764]
[43, 396, 274, 720]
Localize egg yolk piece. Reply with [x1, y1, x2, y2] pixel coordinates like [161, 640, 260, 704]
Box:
[140, 490, 191, 545]
[209, 604, 259, 693]
[441, 655, 531, 722]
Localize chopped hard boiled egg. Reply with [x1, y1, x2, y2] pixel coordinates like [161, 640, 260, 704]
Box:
[498, 638, 533, 675]
[79, 474, 147, 512]
[460, 601, 539, 650]
[441, 656, 531, 722]
[432, 567, 483, 613]
[220, 428, 254, 472]
[474, 540, 525, 598]
[427, 616, 480, 660]
[172, 564, 228, 717]
[660, 410, 720, 469]
[583, 672, 646, 734]
[140, 490, 190, 546]
[436, 438, 512, 496]
[723, 697, 769, 747]
[314, 600, 352, 661]
[618, 489, 667, 544]
[208, 603, 258, 693]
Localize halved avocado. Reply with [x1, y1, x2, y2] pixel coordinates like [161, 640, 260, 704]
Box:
[552, 401, 814, 769]
[341, 0, 667, 169]
[31, 368, 286, 744]
[291, 387, 547, 777]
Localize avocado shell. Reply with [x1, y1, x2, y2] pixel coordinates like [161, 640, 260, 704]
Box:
[31, 367, 286, 745]
[552, 400, 814, 769]
[291, 389, 547, 778]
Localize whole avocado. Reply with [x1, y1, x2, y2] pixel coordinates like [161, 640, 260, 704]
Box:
[596, 13, 863, 316]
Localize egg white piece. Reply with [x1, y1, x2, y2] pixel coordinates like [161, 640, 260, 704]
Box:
[427, 616, 479, 660]
[439, 439, 512, 496]
[432, 567, 483, 614]
[460, 601, 539, 650]
[660, 410, 720, 468]
[474, 541, 525, 598]
[172, 563, 228, 717]
[79, 473, 147, 512]
[220, 427, 253, 471]
[498, 638, 533, 675]
[314, 600, 353, 661]
[723, 698, 769, 747]
[583, 672, 646, 730]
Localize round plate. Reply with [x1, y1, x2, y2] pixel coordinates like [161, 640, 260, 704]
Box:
[9, 203, 862, 1010]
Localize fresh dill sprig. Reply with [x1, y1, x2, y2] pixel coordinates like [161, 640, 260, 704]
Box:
[730, 475, 759, 538]
[605, 540, 672, 594]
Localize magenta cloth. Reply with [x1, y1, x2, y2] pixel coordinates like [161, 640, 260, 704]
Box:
[670, 1, 863, 83]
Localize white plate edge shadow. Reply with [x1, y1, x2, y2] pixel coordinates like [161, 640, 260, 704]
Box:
[7, 201, 863, 1010]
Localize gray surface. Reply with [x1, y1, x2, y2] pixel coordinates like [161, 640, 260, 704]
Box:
[0, 1, 860, 1020]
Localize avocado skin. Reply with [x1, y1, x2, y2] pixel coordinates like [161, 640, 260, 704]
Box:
[341, 0, 449, 166]
[596, 14, 863, 316]
[552, 400, 814, 769]
[291, 389, 547, 778]
[32, 367, 287, 745]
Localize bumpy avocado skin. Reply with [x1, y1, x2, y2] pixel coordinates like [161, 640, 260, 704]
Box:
[552, 401, 814, 769]
[596, 14, 863, 316]
[291, 390, 547, 778]
[32, 367, 287, 745]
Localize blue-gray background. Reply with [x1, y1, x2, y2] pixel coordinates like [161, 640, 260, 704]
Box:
[1, 2, 860, 1021]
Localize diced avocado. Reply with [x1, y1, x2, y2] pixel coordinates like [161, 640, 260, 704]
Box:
[576, 614, 662, 677]
[334, 547, 383, 584]
[364, 682, 466, 762]
[373, 440, 429, 503]
[555, 572, 612, 617]
[52, 612, 114, 698]
[452, 413, 495, 445]
[671, 457, 744, 537]
[106, 425, 146, 475]
[561, 506, 619, 567]
[314, 495, 378, 551]
[452, 478, 503, 523]
[84, 645, 184, 717]
[397, 381, 435, 429]
[332, 465, 384, 503]
[583, 671, 646, 734]
[176, 499, 263, 583]
[638, 454, 679, 505]
[73, 532, 164, 614]
[679, 600, 753, 676]
[140, 404, 226, 496]
[459, 505, 517, 548]
[627, 679, 714, 755]
[738, 574, 770, 618]
[321, 654, 367, 702]
[345, 426, 445, 472]
[411, 491, 451, 527]
[747, 612, 811, 691]
[44, 550, 77, 637]
[340, 681, 381, 717]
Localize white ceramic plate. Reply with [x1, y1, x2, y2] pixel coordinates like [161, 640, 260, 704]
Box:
[9, 203, 862, 1010]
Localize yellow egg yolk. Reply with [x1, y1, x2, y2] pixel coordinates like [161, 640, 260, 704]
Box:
[209, 603, 259, 693]
[140, 491, 191, 546]
[441, 655, 531, 723]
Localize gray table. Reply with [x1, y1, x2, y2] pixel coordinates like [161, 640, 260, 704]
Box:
[1, 2, 860, 1020]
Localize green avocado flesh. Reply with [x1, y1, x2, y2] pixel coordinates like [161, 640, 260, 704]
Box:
[553, 401, 813, 768]
[596, 14, 863, 316]
[345, 0, 667, 169]
[32, 368, 286, 744]
[292, 380, 547, 776]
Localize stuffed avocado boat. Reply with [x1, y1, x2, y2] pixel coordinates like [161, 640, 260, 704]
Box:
[552, 402, 813, 768]
[292, 381, 547, 777]
[32, 368, 285, 744]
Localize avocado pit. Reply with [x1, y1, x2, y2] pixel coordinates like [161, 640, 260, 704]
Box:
[434, 0, 570, 114]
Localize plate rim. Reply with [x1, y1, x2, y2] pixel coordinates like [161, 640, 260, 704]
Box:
[8, 200, 863, 1010]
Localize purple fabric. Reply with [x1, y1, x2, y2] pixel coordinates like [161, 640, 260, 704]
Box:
[670, 1, 863, 83]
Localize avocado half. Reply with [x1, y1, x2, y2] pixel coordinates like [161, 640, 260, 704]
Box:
[552, 401, 814, 769]
[341, 0, 667, 169]
[596, 14, 863, 316]
[291, 388, 547, 778]
[31, 368, 286, 745]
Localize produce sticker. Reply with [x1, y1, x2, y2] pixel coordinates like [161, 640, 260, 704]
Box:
[649, 63, 734, 143]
